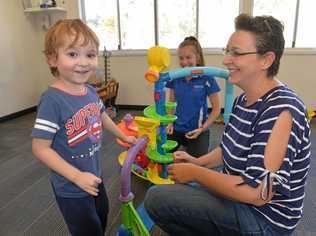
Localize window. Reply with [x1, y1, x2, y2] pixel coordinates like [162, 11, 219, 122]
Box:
[119, 0, 155, 49]
[199, 0, 238, 48]
[158, 0, 196, 48]
[83, 0, 118, 50]
[253, 0, 316, 48]
[82, 0, 316, 51]
[293, 0, 316, 47]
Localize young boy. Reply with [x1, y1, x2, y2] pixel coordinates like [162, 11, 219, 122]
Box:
[31, 19, 136, 236]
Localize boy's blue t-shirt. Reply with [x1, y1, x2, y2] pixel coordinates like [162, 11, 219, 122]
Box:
[166, 75, 220, 132]
[31, 85, 105, 198]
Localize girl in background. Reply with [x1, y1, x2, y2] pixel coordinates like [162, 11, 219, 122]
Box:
[166, 36, 221, 157]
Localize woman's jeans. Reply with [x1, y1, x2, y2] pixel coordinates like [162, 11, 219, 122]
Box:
[144, 183, 289, 236]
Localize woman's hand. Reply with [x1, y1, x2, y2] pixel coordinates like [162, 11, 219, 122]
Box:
[168, 163, 198, 183]
[73, 171, 102, 196]
[166, 124, 174, 135]
[185, 127, 203, 139]
[173, 151, 197, 164]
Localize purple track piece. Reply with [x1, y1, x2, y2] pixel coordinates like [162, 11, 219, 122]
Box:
[123, 113, 134, 127]
[119, 136, 148, 202]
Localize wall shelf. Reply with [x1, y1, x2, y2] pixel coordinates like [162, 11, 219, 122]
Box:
[23, 6, 67, 30]
[24, 7, 66, 14]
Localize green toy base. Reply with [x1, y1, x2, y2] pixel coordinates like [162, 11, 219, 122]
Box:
[143, 104, 177, 124]
[146, 148, 173, 164]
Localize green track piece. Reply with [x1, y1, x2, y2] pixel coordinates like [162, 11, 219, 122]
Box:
[131, 164, 148, 177]
[121, 202, 150, 236]
[165, 101, 177, 111]
[143, 105, 177, 124]
[162, 140, 178, 152]
[146, 148, 174, 164]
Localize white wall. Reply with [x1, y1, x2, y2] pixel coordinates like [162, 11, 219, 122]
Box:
[109, 52, 316, 110]
[0, 1, 45, 117]
[1, 1, 315, 119]
[0, 1, 78, 118]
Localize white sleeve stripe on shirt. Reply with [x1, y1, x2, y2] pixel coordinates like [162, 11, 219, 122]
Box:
[258, 116, 277, 125]
[244, 169, 290, 189]
[293, 151, 310, 163]
[259, 130, 271, 134]
[245, 166, 265, 172]
[302, 142, 311, 151]
[273, 193, 305, 203]
[250, 142, 267, 147]
[36, 118, 60, 130]
[302, 135, 309, 143]
[253, 208, 298, 230]
[293, 118, 306, 131]
[290, 131, 302, 144]
[242, 172, 261, 184]
[287, 144, 296, 153]
[230, 113, 252, 125]
[269, 206, 301, 219]
[291, 172, 308, 183]
[270, 202, 303, 211]
[274, 182, 290, 190]
[268, 95, 305, 108]
[34, 124, 57, 133]
[228, 123, 254, 138]
[290, 165, 310, 174]
[248, 154, 264, 158]
[245, 167, 291, 178]
[265, 88, 284, 100]
[247, 154, 292, 166]
[222, 143, 247, 161]
[261, 104, 306, 119]
[222, 158, 245, 173]
[236, 105, 258, 114]
[259, 115, 306, 132]
[277, 170, 291, 178]
[224, 132, 251, 150]
[290, 185, 305, 192]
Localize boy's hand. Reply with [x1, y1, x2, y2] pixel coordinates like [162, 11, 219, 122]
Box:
[124, 136, 137, 145]
[73, 172, 102, 196]
[173, 151, 196, 164]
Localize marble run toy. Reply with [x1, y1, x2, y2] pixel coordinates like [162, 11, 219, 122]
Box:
[308, 110, 315, 121]
[116, 46, 234, 235]
[116, 46, 233, 185]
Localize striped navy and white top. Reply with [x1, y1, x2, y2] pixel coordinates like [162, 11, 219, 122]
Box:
[220, 84, 311, 234]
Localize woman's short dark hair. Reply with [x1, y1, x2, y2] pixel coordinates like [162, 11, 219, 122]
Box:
[235, 14, 285, 77]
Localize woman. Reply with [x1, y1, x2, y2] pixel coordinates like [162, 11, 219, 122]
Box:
[144, 14, 311, 235]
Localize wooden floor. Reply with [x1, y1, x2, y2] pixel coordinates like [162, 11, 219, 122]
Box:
[0, 109, 315, 236]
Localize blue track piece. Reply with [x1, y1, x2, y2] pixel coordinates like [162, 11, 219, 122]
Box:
[136, 202, 154, 231]
[116, 225, 132, 236]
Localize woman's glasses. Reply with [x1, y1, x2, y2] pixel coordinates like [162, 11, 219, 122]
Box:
[222, 48, 259, 57]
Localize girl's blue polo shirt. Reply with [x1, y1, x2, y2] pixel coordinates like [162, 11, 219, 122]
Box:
[166, 75, 220, 132]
